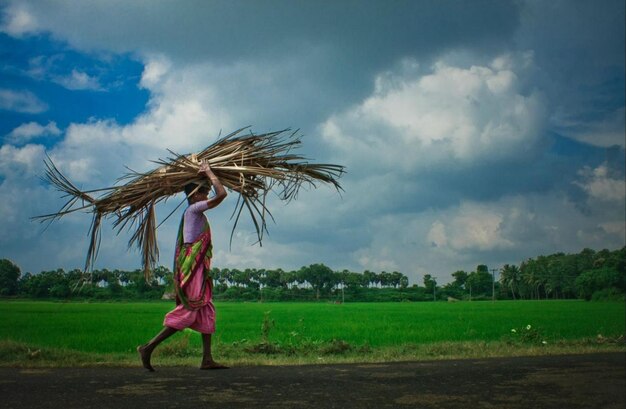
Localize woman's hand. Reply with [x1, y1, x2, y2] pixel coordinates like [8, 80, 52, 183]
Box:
[198, 163, 211, 174]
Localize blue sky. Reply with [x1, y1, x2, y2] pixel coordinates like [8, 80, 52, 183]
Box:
[0, 0, 624, 284]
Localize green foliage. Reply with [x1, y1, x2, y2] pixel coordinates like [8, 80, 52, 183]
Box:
[12, 266, 171, 300]
[506, 324, 547, 345]
[0, 259, 21, 296]
[261, 311, 275, 343]
[439, 282, 465, 300]
[7, 262, 418, 302]
[575, 267, 623, 300]
[423, 274, 436, 296]
[498, 247, 625, 301]
[451, 271, 468, 288]
[590, 288, 625, 302]
[49, 282, 71, 298]
[466, 267, 492, 297]
[3, 246, 624, 303]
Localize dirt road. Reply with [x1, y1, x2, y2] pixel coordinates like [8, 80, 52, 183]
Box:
[1, 353, 624, 409]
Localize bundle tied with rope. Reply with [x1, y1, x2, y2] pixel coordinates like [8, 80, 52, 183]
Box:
[35, 128, 344, 281]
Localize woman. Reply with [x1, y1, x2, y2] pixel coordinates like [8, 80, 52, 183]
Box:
[137, 162, 228, 371]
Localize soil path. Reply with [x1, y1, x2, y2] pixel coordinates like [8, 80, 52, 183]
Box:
[1, 353, 624, 409]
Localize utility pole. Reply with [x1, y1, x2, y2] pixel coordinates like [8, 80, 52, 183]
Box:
[491, 268, 498, 301]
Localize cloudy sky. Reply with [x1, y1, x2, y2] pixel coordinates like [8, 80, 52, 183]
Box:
[0, 0, 624, 284]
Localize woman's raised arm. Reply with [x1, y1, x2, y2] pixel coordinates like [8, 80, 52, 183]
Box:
[199, 163, 227, 209]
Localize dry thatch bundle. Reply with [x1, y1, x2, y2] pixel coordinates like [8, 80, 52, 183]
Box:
[36, 128, 344, 279]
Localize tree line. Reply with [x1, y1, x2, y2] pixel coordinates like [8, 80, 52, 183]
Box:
[0, 262, 415, 302]
[0, 247, 624, 301]
[440, 247, 625, 301]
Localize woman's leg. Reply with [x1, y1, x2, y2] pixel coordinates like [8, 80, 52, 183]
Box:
[200, 333, 228, 369]
[137, 326, 178, 371]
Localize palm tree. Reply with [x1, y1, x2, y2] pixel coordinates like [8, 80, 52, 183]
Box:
[500, 264, 520, 300]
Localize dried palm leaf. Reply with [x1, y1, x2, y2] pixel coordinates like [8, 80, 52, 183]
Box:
[35, 128, 344, 280]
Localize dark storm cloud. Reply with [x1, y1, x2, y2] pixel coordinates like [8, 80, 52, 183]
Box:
[515, 0, 625, 147]
[11, 0, 522, 116]
[21, 1, 521, 62]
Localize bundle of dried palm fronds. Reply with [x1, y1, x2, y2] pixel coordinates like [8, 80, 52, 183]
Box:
[35, 128, 344, 279]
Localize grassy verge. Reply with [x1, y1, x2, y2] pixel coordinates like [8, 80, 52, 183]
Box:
[1, 335, 624, 368]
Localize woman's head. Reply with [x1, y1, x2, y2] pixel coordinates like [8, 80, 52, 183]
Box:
[184, 183, 209, 204]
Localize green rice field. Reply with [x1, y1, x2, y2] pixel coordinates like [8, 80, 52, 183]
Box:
[1, 300, 624, 366]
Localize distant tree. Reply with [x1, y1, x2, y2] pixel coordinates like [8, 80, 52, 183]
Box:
[279, 270, 295, 289]
[128, 269, 151, 294]
[153, 265, 171, 286]
[399, 274, 409, 289]
[342, 271, 363, 289]
[387, 271, 405, 288]
[451, 270, 468, 289]
[499, 264, 521, 300]
[0, 259, 21, 296]
[575, 267, 622, 301]
[576, 248, 596, 273]
[379, 271, 390, 288]
[262, 269, 283, 288]
[19, 269, 67, 298]
[231, 269, 247, 287]
[423, 274, 437, 300]
[466, 267, 492, 298]
[92, 269, 112, 287]
[520, 258, 549, 299]
[246, 268, 260, 290]
[440, 281, 464, 300]
[300, 264, 335, 299]
[362, 270, 375, 288]
[49, 281, 71, 298]
[118, 270, 131, 286]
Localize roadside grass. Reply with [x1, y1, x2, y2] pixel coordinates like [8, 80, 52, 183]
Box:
[1, 337, 624, 368]
[1, 300, 624, 367]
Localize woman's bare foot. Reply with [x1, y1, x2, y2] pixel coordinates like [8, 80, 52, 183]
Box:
[137, 345, 155, 372]
[200, 360, 229, 370]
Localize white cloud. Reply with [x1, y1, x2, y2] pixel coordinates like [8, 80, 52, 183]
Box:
[7, 121, 61, 144]
[24, 55, 107, 92]
[427, 221, 448, 248]
[53, 69, 103, 91]
[0, 143, 46, 177]
[357, 251, 399, 273]
[600, 221, 625, 237]
[140, 56, 171, 89]
[322, 55, 546, 172]
[40, 55, 233, 185]
[0, 88, 48, 113]
[0, 2, 38, 37]
[575, 164, 626, 202]
[432, 202, 514, 251]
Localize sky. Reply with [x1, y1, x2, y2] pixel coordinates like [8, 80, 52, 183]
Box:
[0, 0, 624, 285]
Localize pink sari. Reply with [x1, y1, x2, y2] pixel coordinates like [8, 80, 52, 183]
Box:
[163, 215, 215, 334]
